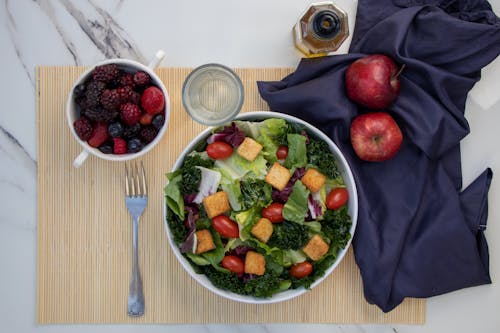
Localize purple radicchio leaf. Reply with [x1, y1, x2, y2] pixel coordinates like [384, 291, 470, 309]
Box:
[180, 205, 199, 253]
[306, 194, 323, 221]
[272, 167, 306, 203]
[206, 122, 245, 148]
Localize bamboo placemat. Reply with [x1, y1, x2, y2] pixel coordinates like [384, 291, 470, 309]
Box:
[36, 66, 425, 324]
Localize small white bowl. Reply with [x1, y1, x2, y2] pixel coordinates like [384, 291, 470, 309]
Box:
[66, 51, 170, 168]
[164, 111, 358, 304]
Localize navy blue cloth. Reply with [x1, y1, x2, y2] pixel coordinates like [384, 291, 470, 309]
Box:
[258, 0, 500, 312]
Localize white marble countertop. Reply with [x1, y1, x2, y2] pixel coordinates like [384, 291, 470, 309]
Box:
[1, 0, 499, 332]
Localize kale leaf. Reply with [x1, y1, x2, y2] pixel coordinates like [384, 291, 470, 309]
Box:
[240, 178, 272, 210]
[267, 221, 309, 250]
[180, 154, 214, 195]
[321, 206, 352, 249]
[167, 206, 187, 246]
[307, 139, 340, 179]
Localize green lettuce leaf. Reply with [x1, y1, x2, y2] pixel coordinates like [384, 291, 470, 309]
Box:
[164, 171, 184, 220]
[283, 181, 310, 223]
[284, 134, 307, 169]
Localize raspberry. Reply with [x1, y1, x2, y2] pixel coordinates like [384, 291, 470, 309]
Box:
[93, 64, 120, 83]
[113, 137, 127, 154]
[100, 89, 121, 111]
[141, 86, 165, 115]
[73, 117, 93, 141]
[85, 106, 118, 123]
[119, 73, 135, 88]
[127, 138, 144, 153]
[117, 86, 140, 105]
[85, 81, 106, 107]
[88, 122, 109, 148]
[140, 126, 158, 143]
[133, 71, 151, 87]
[120, 103, 142, 125]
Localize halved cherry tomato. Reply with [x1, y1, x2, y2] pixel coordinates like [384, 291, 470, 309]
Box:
[290, 261, 313, 279]
[221, 255, 244, 274]
[326, 187, 349, 210]
[206, 142, 233, 159]
[276, 145, 289, 160]
[211, 215, 239, 238]
[262, 203, 284, 223]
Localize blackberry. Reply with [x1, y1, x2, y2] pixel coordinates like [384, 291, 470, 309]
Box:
[108, 122, 124, 138]
[127, 138, 144, 153]
[93, 64, 120, 83]
[85, 80, 106, 107]
[73, 83, 86, 98]
[140, 126, 158, 143]
[123, 123, 141, 139]
[85, 106, 118, 123]
[152, 113, 165, 130]
[133, 71, 151, 87]
[73, 117, 93, 141]
[100, 89, 121, 111]
[119, 73, 135, 88]
[117, 86, 140, 104]
[98, 141, 113, 154]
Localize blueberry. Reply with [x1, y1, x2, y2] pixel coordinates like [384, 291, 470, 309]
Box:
[127, 138, 144, 153]
[98, 141, 113, 154]
[73, 83, 86, 98]
[152, 114, 165, 130]
[108, 122, 124, 138]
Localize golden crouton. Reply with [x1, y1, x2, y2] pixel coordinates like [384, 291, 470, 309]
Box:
[195, 229, 215, 254]
[237, 137, 263, 161]
[301, 168, 326, 193]
[244, 251, 266, 276]
[265, 162, 291, 191]
[302, 235, 329, 261]
[202, 191, 230, 218]
[251, 217, 274, 243]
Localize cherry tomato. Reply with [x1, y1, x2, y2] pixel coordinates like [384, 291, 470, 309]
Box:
[326, 187, 349, 210]
[290, 261, 313, 279]
[206, 142, 233, 159]
[211, 215, 239, 238]
[276, 145, 289, 160]
[221, 255, 244, 274]
[262, 203, 284, 223]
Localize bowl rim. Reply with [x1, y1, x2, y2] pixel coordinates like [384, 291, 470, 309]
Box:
[163, 111, 358, 304]
[66, 58, 171, 162]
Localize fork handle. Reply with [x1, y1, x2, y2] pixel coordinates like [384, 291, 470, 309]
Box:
[128, 217, 145, 316]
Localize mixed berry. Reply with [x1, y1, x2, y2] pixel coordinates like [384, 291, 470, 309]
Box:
[73, 63, 166, 155]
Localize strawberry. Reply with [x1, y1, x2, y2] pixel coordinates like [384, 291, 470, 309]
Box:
[120, 103, 142, 125]
[113, 137, 127, 154]
[87, 122, 109, 147]
[141, 86, 165, 115]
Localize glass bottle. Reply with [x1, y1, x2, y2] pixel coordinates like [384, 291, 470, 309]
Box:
[293, 2, 349, 58]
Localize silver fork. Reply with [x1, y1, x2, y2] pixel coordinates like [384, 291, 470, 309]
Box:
[125, 161, 148, 317]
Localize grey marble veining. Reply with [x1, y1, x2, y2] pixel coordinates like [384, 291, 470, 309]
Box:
[1, 0, 500, 332]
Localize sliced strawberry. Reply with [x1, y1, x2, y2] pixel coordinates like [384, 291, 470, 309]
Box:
[139, 112, 154, 125]
[88, 123, 109, 148]
[141, 86, 165, 115]
[113, 137, 127, 154]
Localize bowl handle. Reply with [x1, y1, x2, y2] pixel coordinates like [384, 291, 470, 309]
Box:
[73, 150, 89, 168]
[147, 50, 165, 69]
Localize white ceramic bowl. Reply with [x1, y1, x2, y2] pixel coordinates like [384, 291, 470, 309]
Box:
[164, 111, 358, 304]
[66, 51, 170, 167]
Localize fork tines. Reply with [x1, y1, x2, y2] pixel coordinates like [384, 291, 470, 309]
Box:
[125, 161, 148, 197]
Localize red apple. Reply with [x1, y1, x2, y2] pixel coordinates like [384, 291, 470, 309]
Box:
[350, 112, 403, 162]
[345, 54, 402, 109]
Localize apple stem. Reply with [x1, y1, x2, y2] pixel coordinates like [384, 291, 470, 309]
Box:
[392, 63, 406, 79]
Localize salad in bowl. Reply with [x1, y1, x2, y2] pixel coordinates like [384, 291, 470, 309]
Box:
[164, 112, 357, 303]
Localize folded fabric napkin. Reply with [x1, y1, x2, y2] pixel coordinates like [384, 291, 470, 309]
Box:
[258, 0, 500, 312]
